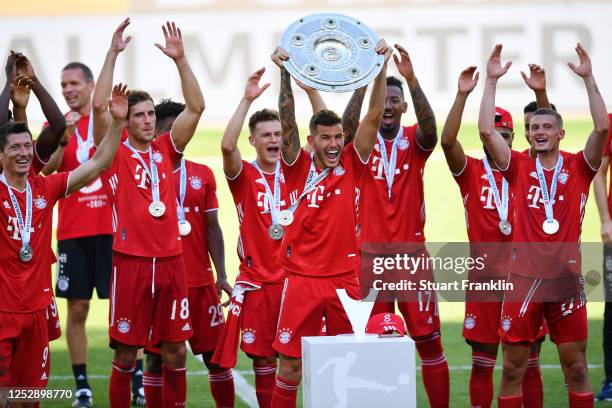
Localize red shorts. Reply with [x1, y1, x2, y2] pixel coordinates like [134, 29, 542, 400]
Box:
[46, 297, 62, 342]
[0, 309, 50, 388]
[241, 281, 283, 358]
[273, 273, 359, 358]
[500, 274, 587, 345]
[109, 253, 192, 348]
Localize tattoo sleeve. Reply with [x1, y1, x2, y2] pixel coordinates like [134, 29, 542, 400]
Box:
[408, 79, 437, 146]
[279, 68, 300, 163]
[342, 87, 367, 145]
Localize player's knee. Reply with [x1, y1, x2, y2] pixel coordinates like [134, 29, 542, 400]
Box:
[278, 355, 301, 383]
[563, 357, 588, 385]
[161, 341, 187, 368]
[68, 299, 90, 324]
[501, 358, 527, 385]
[114, 344, 139, 367]
[146, 353, 163, 374]
[200, 351, 222, 373]
[251, 355, 277, 366]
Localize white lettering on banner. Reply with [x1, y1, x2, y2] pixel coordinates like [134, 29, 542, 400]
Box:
[0, 3, 610, 123]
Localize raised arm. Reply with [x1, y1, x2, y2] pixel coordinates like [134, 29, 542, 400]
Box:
[156, 22, 205, 151]
[394, 44, 437, 149]
[521, 64, 551, 109]
[0, 52, 19, 126]
[68, 84, 127, 194]
[594, 156, 612, 245]
[354, 40, 392, 161]
[272, 47, 300, 164]
[342, 86, 367, 145]
[221, 67, 270, 178]
[294, 79, 327, 114]
[10, 76, 31, 123]
[92, 18, 131, 146]
[441, 66, 479, 174]
[568, 43, 610, 169]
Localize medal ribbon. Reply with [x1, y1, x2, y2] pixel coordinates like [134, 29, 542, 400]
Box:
[252, 160, 281, 225]
[288, 157, 331, 214]
[376, 127, 402, 199]
[176, 158, 187, 223]
[482, 156, 509, 223]
[124, 141, 161, 204]
[74, 108, 94, 164]
[1, 174, 32, 250]
[535, 154, 563, 222]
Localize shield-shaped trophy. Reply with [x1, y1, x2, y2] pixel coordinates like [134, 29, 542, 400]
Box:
[280, 13, 383, 93]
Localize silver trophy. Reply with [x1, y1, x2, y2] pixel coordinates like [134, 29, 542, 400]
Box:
[280, 13, 383, 92]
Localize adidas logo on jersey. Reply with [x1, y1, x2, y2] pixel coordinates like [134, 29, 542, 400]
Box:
[182, 323, 191, 331]
[41, 372, 47, 381]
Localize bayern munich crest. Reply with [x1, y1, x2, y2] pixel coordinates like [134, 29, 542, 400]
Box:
[117, 318, 131, 334]
[463, 315, 475, 330]
[558, 171, 569, 184]
[57, 275, 69, 292]
[501, 317, 512, 332]
[152, 151, 163, 164]
[278, 328, 292, 344]
[398, 138, 409, 151]
[35, 197, 47, 209]
[189, 176, 202, 190]
[242, 329, 256, 344]
[333, 165, 345, 176]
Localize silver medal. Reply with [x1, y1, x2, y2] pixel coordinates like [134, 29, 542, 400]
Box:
[542, 218, 559, 235]
[269, 224, 285, 240]
[278, 209, 294, 226]
[178, 220, 191, 236]
[149, 201, 166, 218]
[19, 245, 33, 262]
[499, 220, 512, 236]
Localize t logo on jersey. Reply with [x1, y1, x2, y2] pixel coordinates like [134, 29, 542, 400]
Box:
[480, 185, 496, 210]
[6, 216, 33, 241]
[134, 164, 150, 190]
[527, 185, 542, 208]
[370, 156, 408, 181]
[256, 192, 286, 214]
[307, 185, 325, 208]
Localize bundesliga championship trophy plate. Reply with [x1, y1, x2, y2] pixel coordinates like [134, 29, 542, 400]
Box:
[280, 13, 384, 92]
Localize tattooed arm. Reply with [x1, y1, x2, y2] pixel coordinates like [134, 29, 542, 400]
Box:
[272, 47, 300, 164]
[394, 44, 437, 149]
[342, 86, 367, 145]
[569, 43, 610, 169]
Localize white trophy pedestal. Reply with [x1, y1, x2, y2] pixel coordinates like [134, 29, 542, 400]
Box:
[302, 334, 416, 408]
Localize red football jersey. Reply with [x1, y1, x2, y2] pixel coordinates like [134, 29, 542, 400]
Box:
[102, 132, 182, 258]
[503, 149, 596, 278]
[0, 172, 69, 312]
[453, 156, 514, 277]
[55, 114, 113, 240]
[173, 160, 218, 288]
[279, 144, 367, 276]
[227, 160, 287, 283]
[358, 125, 432, 246]
[602, 113, 612, 216]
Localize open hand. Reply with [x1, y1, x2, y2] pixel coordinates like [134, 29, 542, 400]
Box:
[108, 83, 129, 119]
[155, 21, 184, 60]
[244, 67, 271, 101]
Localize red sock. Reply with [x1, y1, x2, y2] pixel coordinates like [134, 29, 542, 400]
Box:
[253, 363, 277, 408]
[569, 391, 594, 408]
[209, 369, 235, 408]
[416, 333, 450, 408]
[498, 395, 523, 408]
[270, 376, 299, 408]
[469, 351, 496, 408]
[142, 371, 163, 408]
[162, 366, 187, 408]
[522, 352, 543, 408]
[109, 361, 134, 408]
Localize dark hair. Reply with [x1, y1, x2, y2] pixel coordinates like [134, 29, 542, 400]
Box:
[524, 101, 557, 114]
[62, 62, 94, 82]
[0, 121, 32, 151]
[127, 90, 154, 118]
[387, 76, 404, 97]
[309, 109, 342, 135]
[531, 107, 563, 128]
[155, 99, 185, 123]
[248, 109, 280, 134]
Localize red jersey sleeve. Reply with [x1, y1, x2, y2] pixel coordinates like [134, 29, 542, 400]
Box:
[280, 149, 311, 194]
[452, 155, 478, 191]
[500, 149, 521, 184]
[410, 124, 434, 160]
[45, 172, 70, 203]
[226, 160, 249, 202]
[202, 165, 219, 211]
[575, 150, 598, 183]
[157, 131, 183, 166]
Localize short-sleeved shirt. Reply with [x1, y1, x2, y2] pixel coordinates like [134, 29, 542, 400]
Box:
[601, 113, 612, 215]
[227, 160, 287, 283]
[55, 114, 113, 240]
[502, 149, 597, 278]
[0, 172, 69, 312]
[453, 155, 514, 277]
[174, 160, 218, 287]
[279, 144, 367, 276]
[102, 132, 183, 258]
[358, 125, 432, 246]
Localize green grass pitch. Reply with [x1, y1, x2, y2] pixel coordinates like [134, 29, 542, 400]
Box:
[42, 118, 612, 406]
